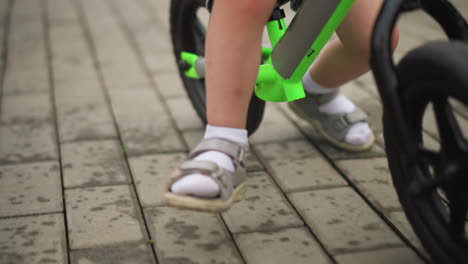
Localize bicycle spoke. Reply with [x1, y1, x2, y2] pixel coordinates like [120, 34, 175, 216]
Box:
[433, 98, 466, 152]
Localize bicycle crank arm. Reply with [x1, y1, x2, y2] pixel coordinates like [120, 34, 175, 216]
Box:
[178, 51, 205, 79]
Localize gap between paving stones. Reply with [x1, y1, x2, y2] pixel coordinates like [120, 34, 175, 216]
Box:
[107, 0, 188, 152]
[251, 112, 427, 260]
[72, 0, 183, 262]
[0, 210, 64, 221]
[42, 0, 73, 263]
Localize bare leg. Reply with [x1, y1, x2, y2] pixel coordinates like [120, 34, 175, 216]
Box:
[206, 0, 276, 128]
[167, 0, 275, 206]
[308, 0, 399, 87]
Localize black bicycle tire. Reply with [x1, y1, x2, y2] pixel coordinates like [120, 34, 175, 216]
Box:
[169, 0, 265, 135]
[384, 41, 468, 264]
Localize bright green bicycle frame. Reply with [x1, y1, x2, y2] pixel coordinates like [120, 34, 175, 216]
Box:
[180, 0, 355, 102]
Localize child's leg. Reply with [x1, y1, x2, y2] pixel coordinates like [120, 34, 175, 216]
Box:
[168, 0, 276, 203]
[292, 0, 399, 151]
[205, 0, 276, 128]
[309, 0, 399, 87]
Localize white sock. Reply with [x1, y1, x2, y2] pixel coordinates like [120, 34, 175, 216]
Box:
[170, 125, 248, 198]
[302, 73, 371, 146]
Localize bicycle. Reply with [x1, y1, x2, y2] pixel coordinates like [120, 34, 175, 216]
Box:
[169, 0, 468, 263]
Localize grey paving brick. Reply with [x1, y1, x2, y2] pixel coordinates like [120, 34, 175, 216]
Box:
[113, 0, 172, 54]
[3, 0, 49, 96]
[166, 97, 204, 131]
[0, 123, 58, 164]
[388, 211, 427, 256]
[47, 0, 80, 24]
[56, 98, 118, 142]
[61, 140, 131, 188]
[129, 153, 186, 207]
[117, 111, 185, 155]
[336, 158, 401, 212]
[66, 185, 147, 249]
[250, 104, 304, 144]
[70, 244, 156, 264]
[289, 187, 402, 255]
[145, 207, 243, 264]
[182, 129, 265, 171]
[235, 227, 331, 264]
[222, 171, 303, 233]
[255, 140, 347, 192]
[145, 52, 178, 75]
[277, 103, 386, 160]
[109, 90, 185, 155]
[1, 94, 52, 124]
[154, 73, 187, 99]
[0, 213, 67, 264]
[335, 247, 423, 264]
[423, 105, 468, 141]
[0, 161, 62, 218]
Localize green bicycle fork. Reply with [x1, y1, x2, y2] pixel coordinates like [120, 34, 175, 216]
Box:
[178, 0, 355, 102]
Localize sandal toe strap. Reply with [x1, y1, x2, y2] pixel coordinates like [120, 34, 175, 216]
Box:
[323, 108, 369, 140]
[169, 160, 236, 200]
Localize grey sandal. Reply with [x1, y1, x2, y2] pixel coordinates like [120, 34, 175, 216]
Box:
[289, 91, 375, 152]
[164, 137, 248, 212]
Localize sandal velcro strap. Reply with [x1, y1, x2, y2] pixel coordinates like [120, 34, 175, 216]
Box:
[176, 160, 235, 200]
[189, 138, 247, 162]
[333, 110, 368, 131]
[180, 160, 221, 174]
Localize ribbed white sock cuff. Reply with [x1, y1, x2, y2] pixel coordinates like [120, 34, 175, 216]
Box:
[302, 73, 337, 94]
[204, 125, 248, 146]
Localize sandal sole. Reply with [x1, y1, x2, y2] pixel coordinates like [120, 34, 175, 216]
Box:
[164, 182, 246, 212]
[289, 102, 375, 152]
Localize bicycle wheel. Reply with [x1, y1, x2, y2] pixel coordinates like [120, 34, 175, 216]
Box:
[169, 0, 265, 135]
[384, 41, 468, 263]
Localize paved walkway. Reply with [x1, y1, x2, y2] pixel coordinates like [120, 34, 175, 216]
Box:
[0, 0, 467, 263]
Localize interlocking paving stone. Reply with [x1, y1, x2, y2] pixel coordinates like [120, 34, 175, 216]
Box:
[112, 0, 172, 55]
[289, 187, 402, 255]
[1, 94, 52, 124]
[255, 140, 347, 192]
[79, 0, 153, 91]
[182, 129, 265, 172]
[61, 140, 131, 188]
[145, 207, 243, 264]
[166, 97, 204, 131]
[66, 185, 147, 248]
[56, 98, 118, 142]
[0, 162, 62, 218]
[334, 247, 423, 264]
[70, 244, 156, 264]
[129, 153, 185, 207]
[388, 211, 427, 256]
[145, 52, 178, 75]
[3, 0, 49, 96]
[0, 213, 67, 264]
[154, 73, 186, 99]
[109, 89, 185, 155]
[250, 104, 304, 144]
[277, 103, 386, 160]
[422, 105, 468, 141]
[336, 158, 401, 212]
[222, 171, 303, 233]
[48, 9, 118, 142]
[0, 123, 58, 164]
[235, 227, 331, 264]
